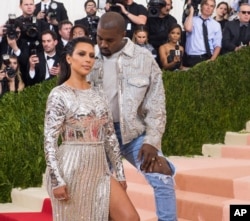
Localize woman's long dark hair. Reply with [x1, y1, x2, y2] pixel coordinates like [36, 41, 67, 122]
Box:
[57, 37, 95, 85]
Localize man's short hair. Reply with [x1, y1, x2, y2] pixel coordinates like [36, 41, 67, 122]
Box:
[200, 0, 216, 8]
[84, 0, 97, 9]
[20, 0, 34, 5]
[58, 20, 73, 30]
[41, 30, 58, 41]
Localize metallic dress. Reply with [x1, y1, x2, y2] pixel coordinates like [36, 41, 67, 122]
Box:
[44, 84, 125, 221]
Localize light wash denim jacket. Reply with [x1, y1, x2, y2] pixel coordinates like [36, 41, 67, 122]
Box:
[89, 38, 166, 151]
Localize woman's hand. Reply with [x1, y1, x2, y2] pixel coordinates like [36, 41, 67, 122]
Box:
[53, 185, 70, 201]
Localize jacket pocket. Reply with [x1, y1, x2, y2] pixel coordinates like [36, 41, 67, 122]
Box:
[127, 76, 149, 88]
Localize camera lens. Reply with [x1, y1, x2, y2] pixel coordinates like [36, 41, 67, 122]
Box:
[6, 66, 16, 78]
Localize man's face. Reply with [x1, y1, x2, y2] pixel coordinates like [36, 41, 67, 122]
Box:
[238, 5, 250, 23]
[59, 24, 73, 40]
[20, 0, 35, 17]
[96, 26, 125, 57]
[42, 33, 57, 53]
[85, 2, 97, 16]
[160, 0, 172, 17]
[201, 0, 215, 17]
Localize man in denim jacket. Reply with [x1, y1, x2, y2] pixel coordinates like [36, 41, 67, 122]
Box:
[89, 12, 177, 221]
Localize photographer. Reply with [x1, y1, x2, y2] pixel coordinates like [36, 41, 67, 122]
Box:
[16, 0, 49, 49]
[0, 17, 29, 86]
[146, 0, 177, 66]
[34, 0, 68, 32]
[0, 55, 25, 97]
[74, 0, 99, 43]
[27, 30, 60, 86]
[105, 0, 148, 39]
[183, 0, 222, 67]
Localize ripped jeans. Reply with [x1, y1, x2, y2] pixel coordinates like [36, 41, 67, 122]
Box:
[114, 123, 177, 221]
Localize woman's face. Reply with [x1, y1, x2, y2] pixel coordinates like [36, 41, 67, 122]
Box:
[72, 27, 86, 39]
[216, 3, 228, 17]
[67, 42, 95, 77]
[134, 31, 148, 45]
[9, 58, 18, 72]
[168, 27, 181, 44]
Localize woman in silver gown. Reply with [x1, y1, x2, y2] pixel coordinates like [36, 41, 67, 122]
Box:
[44, 37, 140, 221]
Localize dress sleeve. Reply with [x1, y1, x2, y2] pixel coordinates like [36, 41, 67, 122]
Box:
[103, 104, 126, 181]
[44, 89, 66, 189]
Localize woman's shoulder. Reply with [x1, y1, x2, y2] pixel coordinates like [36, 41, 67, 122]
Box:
[48, 84, 74, 101]
[49, 84, 66, 95]
[159, 42, 172, 51]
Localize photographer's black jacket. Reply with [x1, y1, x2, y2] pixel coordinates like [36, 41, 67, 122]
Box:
[34, 1, 69, 23]
[146, 14, 177, 50]
[0, 37, 29, 85]
[124, 2, 148, 39]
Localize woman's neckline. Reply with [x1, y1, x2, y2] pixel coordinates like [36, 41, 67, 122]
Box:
[63, 83, 91, 92]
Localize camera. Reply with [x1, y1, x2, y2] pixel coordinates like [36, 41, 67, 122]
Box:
[21, 16, 39, 39]
[183, 0, 201, 17]
[29, 40, 40, 56]
[147, 0, 166, 17]
[87, 16, 99, 41]
[2, 54, 16, 78]
[182, 0, 201, 23]
[4, 14, 19, 40]
[44, 2, 58, 20]
[107, 0, 126, 13]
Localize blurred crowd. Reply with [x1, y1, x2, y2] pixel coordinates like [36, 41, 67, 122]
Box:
[0, 0, 249, 97]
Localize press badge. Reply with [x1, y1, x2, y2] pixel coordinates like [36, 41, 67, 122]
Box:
[127, 23, 132, 30]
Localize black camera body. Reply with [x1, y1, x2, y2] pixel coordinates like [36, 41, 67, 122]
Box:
[107, 0, 126, 13]
[182, 0, 201, 23]
[44, 2, 58, 20]
[2, 54, 16, 78]
[147, 0, 166, 17]
[4, 14, 19, 40]
[184, 0, 201, 17]
[21, 16, 39, 39]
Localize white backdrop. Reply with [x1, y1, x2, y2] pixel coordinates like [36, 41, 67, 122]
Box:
[0, 0, 231, 27]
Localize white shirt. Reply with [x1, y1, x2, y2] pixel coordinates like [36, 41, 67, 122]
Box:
[103, 51, 121, 122]
[41, 0, 51, 11]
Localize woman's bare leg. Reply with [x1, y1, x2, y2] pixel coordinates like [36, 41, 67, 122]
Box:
[109, 177, 140, 221]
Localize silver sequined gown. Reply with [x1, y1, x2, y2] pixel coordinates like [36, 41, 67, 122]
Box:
[44, 84, 125, 221]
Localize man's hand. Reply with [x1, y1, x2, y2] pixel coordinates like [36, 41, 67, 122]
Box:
[7, 37, 18, 52]
[49, 64, 60, 76]
[37, 11, 46, 20]
[47, 17, 58, 26]
[138, 143, 159, 172]
[116, 3, 126, 15]
[0, 70, 6, 80]
[29, 54, 39, 70]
